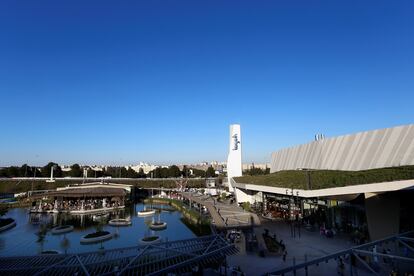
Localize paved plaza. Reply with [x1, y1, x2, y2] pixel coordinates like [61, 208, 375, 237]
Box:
[227, 219, 377, 275]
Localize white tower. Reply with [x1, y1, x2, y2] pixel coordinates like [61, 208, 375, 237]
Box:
[227, 124, 242, 190]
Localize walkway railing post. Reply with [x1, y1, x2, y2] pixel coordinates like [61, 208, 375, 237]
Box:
[304, 254, 308, 276]
[349, 253, 353, 276]
[293, 256, 296, 276]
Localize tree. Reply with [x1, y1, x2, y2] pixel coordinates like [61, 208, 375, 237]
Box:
[191, 168, 206, 178]
[168, 165, 181, 178]
[150, 167, 159, 178]
[88, 168, 103, 178]
[19, 164, 32, 177]
[103, 167, 116, 177]
[126, 167, 138, 178]
[182, 165, 190, 177]
[119, 167, 128, 178]
[42, 162, 62, 178]
[160, 167, 169, 178]
[0, 168, 7, 177]
[70, 164, 82, 177]
[137, 168, 146, 178]
[7, 166, 20, 177]
[206, 166, 216, 178]
[241, 202, 251, 211]
[244, 166, 270, 176]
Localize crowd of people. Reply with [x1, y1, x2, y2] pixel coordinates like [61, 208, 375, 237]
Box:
[31, 198, 123, 213]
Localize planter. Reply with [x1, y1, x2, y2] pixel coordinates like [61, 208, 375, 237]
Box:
[137, 209, 156, 217]
[139, 235, 161, 245]
[80, 231, 113, 244]
[92, 213, 109, 221]
[108, 219, 132, 226]
[0, 218, 16, 232]
[51, 225, 74, 235]
[41, 250, 61, 255]
[149, 221, 167, 230]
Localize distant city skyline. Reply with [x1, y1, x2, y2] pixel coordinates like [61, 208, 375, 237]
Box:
[1, 1, 414, 166]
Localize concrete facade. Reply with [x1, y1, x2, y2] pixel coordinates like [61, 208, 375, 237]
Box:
[270, 124, 414, 172]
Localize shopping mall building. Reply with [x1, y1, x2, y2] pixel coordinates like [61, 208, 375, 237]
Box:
[232, 124, 414, 241]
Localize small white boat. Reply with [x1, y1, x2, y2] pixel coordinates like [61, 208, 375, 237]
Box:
[92, 213, 109, 221]
[149, 221, 167, 230]
[80, 231, 113, 244]
[108, 218, 132, 226]
[51, 225, 74, 235]
[137, 209, 156, 216]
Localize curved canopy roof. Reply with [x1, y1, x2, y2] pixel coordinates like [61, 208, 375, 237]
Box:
[32, 187, 126, 198]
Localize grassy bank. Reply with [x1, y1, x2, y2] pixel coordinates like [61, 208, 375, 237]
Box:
[0, 178, 206, 194]
[235, 165, 414, 190]
[145, 197, 211, 235]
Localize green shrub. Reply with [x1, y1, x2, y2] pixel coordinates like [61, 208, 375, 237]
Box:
[241, 202, 251, 211]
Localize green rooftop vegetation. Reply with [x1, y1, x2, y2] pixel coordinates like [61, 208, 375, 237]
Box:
[234, 165, 414, 190]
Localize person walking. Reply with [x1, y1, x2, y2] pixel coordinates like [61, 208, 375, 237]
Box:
[283, 250, 287, 262]
[337, 257, 345, 275]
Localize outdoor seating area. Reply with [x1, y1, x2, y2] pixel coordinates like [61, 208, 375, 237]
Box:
[29, 187, 127, 214]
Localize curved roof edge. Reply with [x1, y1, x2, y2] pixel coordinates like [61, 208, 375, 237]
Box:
[270, 124, 414, 172]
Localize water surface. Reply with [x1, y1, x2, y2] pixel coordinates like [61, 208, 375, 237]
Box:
[0, 203, 196, 256]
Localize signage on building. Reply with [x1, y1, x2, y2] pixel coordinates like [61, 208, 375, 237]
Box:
[232, 134, 240, 151]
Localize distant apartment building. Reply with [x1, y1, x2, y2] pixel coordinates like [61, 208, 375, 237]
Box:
[178, 161, 225, 172]
[242, 163, 270, 171]
[60, 165, 72, 172]
[128, 162, 157, 174]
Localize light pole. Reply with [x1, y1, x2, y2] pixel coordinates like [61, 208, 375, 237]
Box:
[291, 188, 295, 237]
[296, 191, 301, 238]
[31, 165, 36, 197]
[285, 189, 289, 219]
[286, 189, 293, 237]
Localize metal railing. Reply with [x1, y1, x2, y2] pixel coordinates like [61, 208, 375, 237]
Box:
[0, 234, 237, 276]
[265, 231, 414, 276]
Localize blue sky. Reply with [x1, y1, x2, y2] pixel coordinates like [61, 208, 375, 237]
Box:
[1, 1, 413, 166]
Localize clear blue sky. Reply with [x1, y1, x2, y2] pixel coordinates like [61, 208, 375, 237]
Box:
[1, 1, 413, 166]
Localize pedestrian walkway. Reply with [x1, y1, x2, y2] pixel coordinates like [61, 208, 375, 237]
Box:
[180, 192, 260, 229]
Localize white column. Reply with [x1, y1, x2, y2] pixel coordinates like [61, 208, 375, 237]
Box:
[50, 166, 54, 181]
[227, 124, 242, 191]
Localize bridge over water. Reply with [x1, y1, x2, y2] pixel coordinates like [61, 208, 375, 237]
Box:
[0, 235, 237, 276]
